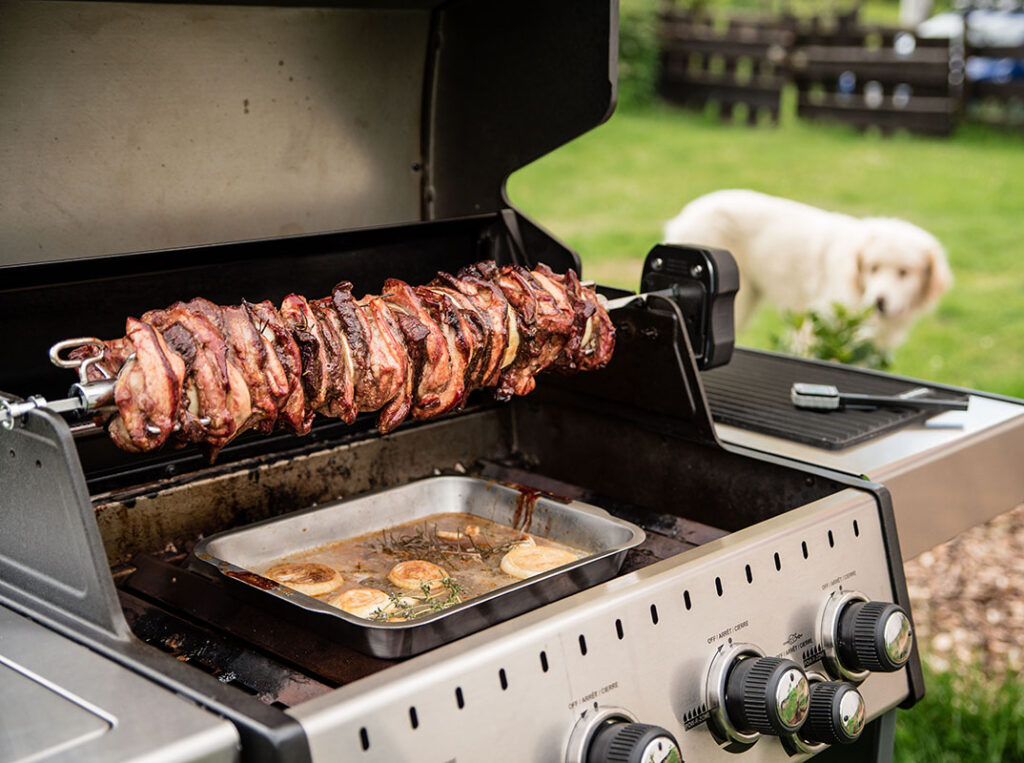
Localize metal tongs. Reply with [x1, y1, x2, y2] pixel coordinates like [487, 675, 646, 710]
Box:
[791, 383, 969, 412]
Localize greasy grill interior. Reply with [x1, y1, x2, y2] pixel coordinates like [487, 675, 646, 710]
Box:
[108, 385, 846, 698]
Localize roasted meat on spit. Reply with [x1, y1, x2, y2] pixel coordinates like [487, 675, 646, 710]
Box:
[72, 261, 615, 459]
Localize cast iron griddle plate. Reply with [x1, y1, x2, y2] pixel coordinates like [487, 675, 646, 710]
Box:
[702, 349, 968, 450]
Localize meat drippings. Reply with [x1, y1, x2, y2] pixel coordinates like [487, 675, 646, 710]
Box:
[260, 512, 587, 621]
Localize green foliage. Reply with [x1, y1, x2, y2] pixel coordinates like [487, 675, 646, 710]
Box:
[895, 665, 1024, 763]
[618, 0, 661, 109]
[771, 304, 891, 369]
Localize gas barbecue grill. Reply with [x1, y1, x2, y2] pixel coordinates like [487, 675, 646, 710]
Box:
[3, 2, 1024, 762]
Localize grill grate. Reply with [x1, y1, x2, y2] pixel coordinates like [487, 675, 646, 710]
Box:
[702, 350, 967, 450]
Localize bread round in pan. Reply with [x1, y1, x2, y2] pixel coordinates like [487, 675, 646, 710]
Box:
[264, 562, 344, 596]
[500, 546, 578, 580]
[388, 560, 449, 591]
[327, 587, 391, 619]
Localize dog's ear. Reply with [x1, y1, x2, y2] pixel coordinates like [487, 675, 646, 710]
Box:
[920, 246, 953, 309]
[853, 247, 866, 297]
[830, 231, 871, 301]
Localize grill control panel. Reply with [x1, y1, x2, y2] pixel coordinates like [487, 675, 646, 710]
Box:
[289, 489, 914, 762]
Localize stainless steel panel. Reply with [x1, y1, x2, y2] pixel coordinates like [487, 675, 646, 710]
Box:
[288, 489, 910, 761]
[0, 1, 427, 264]
[0, 606, 239, 763]
[0, 662, 110, 762]
[192, 476, 644, 658]
[715, 393, 1024, 558]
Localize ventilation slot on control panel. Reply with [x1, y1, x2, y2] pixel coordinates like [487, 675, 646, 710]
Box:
[745, 565, 753, 583]
[579, 635, 588, 656]
[683, 590, 692, 610]
[650, 604, 660, 624]
[540, 650, 549, 672]
[409, 706, 419, 730]
[615, 619, 624, 639]
[854, 520, 861, 537]
[774, 552, 782, 571]
[802, 541, 809, 559]
[828, 530, 836, 548]
[499, 668, 508, 691]
[455, 687, 465, 709]
[715, 577, 723, 597]
[359, 727, 370, 751]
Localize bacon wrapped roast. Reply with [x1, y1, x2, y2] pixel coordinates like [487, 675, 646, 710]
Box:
[75, 261, 615, 459]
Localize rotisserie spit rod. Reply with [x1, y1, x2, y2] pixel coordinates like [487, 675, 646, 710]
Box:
[46, 261, 614, 459]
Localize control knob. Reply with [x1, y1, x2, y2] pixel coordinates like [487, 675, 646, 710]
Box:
[837, 601, 913, 672]
[585, 721, 681, 763]
[724, 656, 810, 736]
[801, 681, 866, 746]
[821, 592, 914, 681]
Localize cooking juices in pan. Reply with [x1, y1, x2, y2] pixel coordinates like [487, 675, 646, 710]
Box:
[261, 513, 588, 622]
[193, 477, 645, 658]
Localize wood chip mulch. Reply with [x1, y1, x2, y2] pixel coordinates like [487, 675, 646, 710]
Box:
[903, 504, 1024, 675]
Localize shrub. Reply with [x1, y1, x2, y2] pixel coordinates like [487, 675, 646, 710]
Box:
[618, 0, 661, 109]
[770, 304, 891, 369]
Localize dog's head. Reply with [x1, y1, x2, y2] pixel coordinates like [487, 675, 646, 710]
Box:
[854, 218, 952, 324]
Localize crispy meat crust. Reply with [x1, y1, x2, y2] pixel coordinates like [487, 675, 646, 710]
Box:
[109, 318, 184, 452]
[90, 261, 613, 459]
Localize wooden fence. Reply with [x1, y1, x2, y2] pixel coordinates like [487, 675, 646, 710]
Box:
[657, 10, 793, 123]
[658, 6, 963, 135]
[790, 31, 959, 136]
[964, 43, 1024, 128]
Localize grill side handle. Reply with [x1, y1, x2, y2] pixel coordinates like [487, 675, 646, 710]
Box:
[0, 399, 130, 642]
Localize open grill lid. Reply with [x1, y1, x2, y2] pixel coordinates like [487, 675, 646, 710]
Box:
[0, 0, 616, 267]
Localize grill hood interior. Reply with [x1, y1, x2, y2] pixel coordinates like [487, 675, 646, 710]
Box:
[0, 0, 616, 265]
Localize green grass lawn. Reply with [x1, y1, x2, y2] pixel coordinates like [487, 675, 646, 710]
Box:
[507, 104, 1024, 397]
[896, 665, 1024, 762]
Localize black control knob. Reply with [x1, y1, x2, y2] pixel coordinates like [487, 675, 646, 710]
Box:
[586, 722, 681, 763]
[724, 656, 810, 736]
[801, 681, 866, 746]
[836, 601, 913, 672]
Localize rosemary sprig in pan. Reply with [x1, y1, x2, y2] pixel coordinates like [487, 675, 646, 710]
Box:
[371, 522, 528, 568]
[368, 578, 464, 622]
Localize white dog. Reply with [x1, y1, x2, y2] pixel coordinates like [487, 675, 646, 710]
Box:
[663, 190, 952, 349]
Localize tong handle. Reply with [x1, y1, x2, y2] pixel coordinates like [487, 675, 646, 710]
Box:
[791, 383, 968, 412]
[840, 392, 968, 411]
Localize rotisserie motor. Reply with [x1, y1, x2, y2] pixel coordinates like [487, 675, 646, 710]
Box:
[73, 261, 615, 458]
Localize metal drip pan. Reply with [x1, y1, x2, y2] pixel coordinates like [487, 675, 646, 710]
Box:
[191, 476, 644, 658]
